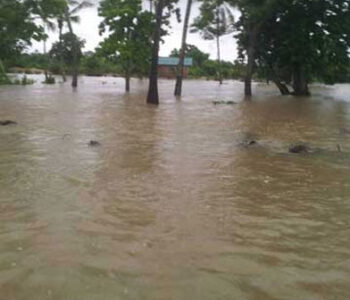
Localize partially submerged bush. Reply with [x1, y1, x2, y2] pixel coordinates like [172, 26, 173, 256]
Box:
[43, 75, 55, 84]
[0, 74, 34, 85]
[0, 74, 11, 85]
[12, 75, 35, 85]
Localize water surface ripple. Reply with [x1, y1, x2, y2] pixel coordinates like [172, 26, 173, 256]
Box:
[0, 77, 349, 299]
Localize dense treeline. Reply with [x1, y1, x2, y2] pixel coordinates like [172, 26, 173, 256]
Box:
[5, 46, 247, 81]
[1, 0, 350, 102]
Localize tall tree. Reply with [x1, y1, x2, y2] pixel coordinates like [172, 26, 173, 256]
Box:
[243, 0, 350, 96]
[174, 0, 193, 96]
[33, 0, 66, 82]
[146, 0, 180, 104]
[98, 0, 153, 92]
[230, 0, 277, 96]
[64, 0, 92, 87]
[192, 0, 234, 85]
[57, 16, 67, 81]
[49, 32, 85, 69]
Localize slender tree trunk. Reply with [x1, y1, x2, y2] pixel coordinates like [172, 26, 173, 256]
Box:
[125, 67, 130, 92]
[43, 23, 49, 82]
[0, 59, 5, 75]
[292, 63, 309, 96]
[244, 26, 258, 97]
[174, 0, 192, 96]
[58, 20, 67, 82]
[65, 7, 78, 88]
[125, 75, 130, 92]
[150, 0, 153, 13]
[215, 9, 222, 85]
[0, 58, 9, 83]
[268, 65, 290, 95]
[146, 0, 164, 104]
[216, 34, 222, 85]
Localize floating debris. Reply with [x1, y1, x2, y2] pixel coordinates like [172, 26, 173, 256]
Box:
[289, 144, 310, 154]
[240, 139, 257, 147]
[213, 100, 237, 105]
[88, 140, 101, 147]
[0, 120, 17, 126]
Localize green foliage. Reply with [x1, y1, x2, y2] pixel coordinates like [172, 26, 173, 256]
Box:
[49, 32, 85, 65]
[0, 59, 10, 84]
[170, 45, 245, 79]
[80, 52, 120, 76]
[1, 74, 35, 85]
[257, 0, 350, 83]
[98, 0, 154, 80]
[15, 75, 35, 85]
[7, 52, 47, 70]
[43, 75, 56, 84]
[170, 44, 209, 68]
[232, 0, 350, 92]
[191, 0, 234, 83]
[0, 0, 44, 59]
[191, 0, 234, 40]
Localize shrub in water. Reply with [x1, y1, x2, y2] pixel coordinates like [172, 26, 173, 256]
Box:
[43, 75, 56, 84]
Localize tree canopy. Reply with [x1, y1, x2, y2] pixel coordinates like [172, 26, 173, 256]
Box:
[98, 0, 154, 91]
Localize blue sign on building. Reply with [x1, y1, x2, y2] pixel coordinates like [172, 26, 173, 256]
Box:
[158, 57, 193, 67]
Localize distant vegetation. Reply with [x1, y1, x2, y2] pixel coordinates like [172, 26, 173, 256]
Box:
[4, 45, 247, 81]
[1, 0, 350, 103]
[170, 45, 246, 80]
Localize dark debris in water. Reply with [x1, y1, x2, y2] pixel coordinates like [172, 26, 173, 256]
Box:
[289, 144, 310, 154]
[237, 132, 259, 148]
[88, 140, 101, 147]
[213, 100, 237, 105]
[0, 120, 17, 126]
[241, 139, 258, 147]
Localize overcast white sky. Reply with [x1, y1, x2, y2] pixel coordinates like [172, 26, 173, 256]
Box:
[32, 0, 238, 62]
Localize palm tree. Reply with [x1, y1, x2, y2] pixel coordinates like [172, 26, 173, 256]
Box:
[192, 0, 234, 84]
[64, 0, 93, 87]
[56, 16, 67, 82]
[174, 0, 193, 96]
[39, 11, 57, 82]
[32, 0, 67, 82]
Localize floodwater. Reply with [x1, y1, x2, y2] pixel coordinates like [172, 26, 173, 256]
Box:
[0, 76, 350, 300]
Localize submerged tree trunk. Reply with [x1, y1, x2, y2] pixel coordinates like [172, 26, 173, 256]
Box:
[65, 8, 78, 88]
[0, 59, 5, 75]
[292, 63, 309, 96]
[146, 0, 164, 104]
[43, 23, 49, 82]
[125, 70, 130, 92]
[0, 59, 9, 83]
[269, 65, 290, 95]
[216, 9, 222, 85]
[58, 19, 67, 82]
[174, 0, 192, 96]
[273, 79, 290, 95]
[244, 26, 258, 97]
[125, 75, 130, 92]
[216, 34, 222, 85]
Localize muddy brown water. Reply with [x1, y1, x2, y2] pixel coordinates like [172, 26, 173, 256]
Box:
[0, 76, 350, 300]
